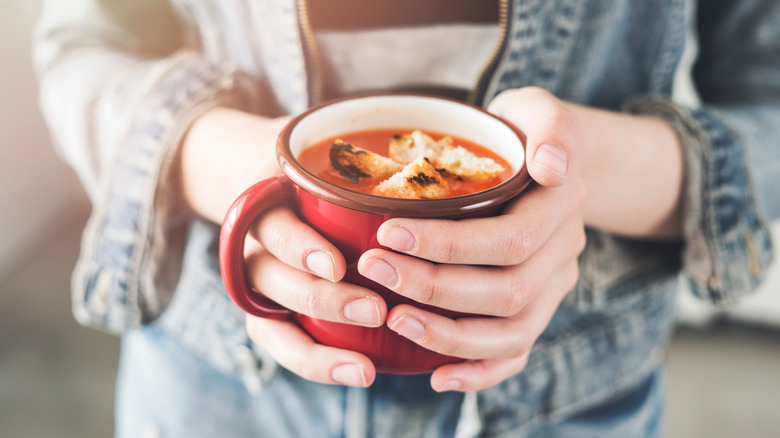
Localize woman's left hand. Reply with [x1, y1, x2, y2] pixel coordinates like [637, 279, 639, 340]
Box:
[357, 87, 587, 392]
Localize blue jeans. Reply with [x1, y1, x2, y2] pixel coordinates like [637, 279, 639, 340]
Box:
[527, 370, 664, 438]
[115, 325, 664, 438]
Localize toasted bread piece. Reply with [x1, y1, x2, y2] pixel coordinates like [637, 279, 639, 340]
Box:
[437, 145, 505, 182]
[388, 130, 447, 164]
[329, 139, 402, 183]
[373, 156, 449, 199]
[389, 130, 504, 181]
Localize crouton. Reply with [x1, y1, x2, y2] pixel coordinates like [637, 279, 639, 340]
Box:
[388, 130, 447, 164]
[329, 139, 402, 183]
[437, 145, 505, 182]
[373, 156, 449, 199]
[388, 130, 504, 181]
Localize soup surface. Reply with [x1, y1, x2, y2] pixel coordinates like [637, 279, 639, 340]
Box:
[297, 129, 512, 198]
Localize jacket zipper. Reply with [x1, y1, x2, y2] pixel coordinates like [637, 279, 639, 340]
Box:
[296, 0, 324, 106]
[467, 0, 510, 107]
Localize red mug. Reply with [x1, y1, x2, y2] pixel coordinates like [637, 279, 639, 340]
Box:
[220, 94, 530, 374]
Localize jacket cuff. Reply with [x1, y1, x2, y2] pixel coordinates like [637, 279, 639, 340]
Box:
[624, 96, 773, 304]
[73, 52, 261, 333]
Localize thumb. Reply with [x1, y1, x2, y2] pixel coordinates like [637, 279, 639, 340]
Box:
[488, 87, 578, 188]
[527, 143, 569, 187]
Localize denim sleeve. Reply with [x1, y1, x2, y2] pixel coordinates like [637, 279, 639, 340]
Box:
[33, 0, 264, 333]
[624, 0, 778, 304]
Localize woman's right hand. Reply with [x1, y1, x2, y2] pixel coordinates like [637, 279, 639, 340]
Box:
[179, 107, 385, 386]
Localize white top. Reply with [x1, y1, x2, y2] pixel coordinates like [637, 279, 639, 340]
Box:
[316, 24, 500, 98]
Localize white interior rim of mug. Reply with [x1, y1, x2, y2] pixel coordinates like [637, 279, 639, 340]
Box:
[279, 94, 531, 217]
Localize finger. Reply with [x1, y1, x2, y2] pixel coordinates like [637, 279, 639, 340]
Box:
[430, 354, 530, 392]
[247, 250, 386, 327]
[488, 87, 580, 187]
[385, 309, 530, 360]
[360, 212, 585, 316]
[359, 251, 510, 315]
[246, 316, 375, 387]
[251, 206, 346, 282]
[386, 262, 580, 359]
[377, 180, 585, 265]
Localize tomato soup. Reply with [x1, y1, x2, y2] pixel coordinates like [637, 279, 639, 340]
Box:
[297, 129, 513, 198]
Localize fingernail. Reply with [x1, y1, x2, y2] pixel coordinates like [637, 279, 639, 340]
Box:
[534, 143, 568, 180]
[438, 379, 462, 392]
[305, 251, 335, 281]
[389, 314, 426, 341]
[343, 297, 381, 326]
[379, 226, 415, 252]
[332, 363, 368, 387]
[359, 258, 398, 289]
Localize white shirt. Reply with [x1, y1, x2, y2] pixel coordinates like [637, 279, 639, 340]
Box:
[316, 24, 500, 98]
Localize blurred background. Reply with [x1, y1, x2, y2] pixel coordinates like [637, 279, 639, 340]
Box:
[1, 1, 779, 437]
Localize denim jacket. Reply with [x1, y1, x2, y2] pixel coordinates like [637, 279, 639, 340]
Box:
[34, 0, 777, 434]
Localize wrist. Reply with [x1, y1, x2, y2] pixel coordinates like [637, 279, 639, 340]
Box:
[571, 104, 684, 238]
[178, 107, 289, 223]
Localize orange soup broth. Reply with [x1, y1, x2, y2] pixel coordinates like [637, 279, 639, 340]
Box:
[297, 129, 513, 198]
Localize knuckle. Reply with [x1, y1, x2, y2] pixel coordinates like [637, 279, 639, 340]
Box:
[546, 103, 574, 126]
[436, 221, 461, 263]
[440, 332, 466, 357]
[533, 101, 577, 137]
[413, 220, 461, 263]
[444, 238, 458, 264]
[504, 227, 536, 265]
[507, 335, 532, 358]
[494, 88, 526, 105]
[496, 278, 525, 316]
[497, 292, 523, 317]
[418, 265, 444, 305]
[300, 284, 324, 317]
[518, 86, 553, 101]
[266, 224, 292, 256]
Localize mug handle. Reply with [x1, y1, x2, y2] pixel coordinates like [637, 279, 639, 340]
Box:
[219, 174, 295, 320]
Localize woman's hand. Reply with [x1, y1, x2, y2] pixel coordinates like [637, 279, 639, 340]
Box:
[357, 87, 683, 392]
[354, 88, 585, 391]
[360, 182, 585, 392]
[179, 108, 386, 387]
